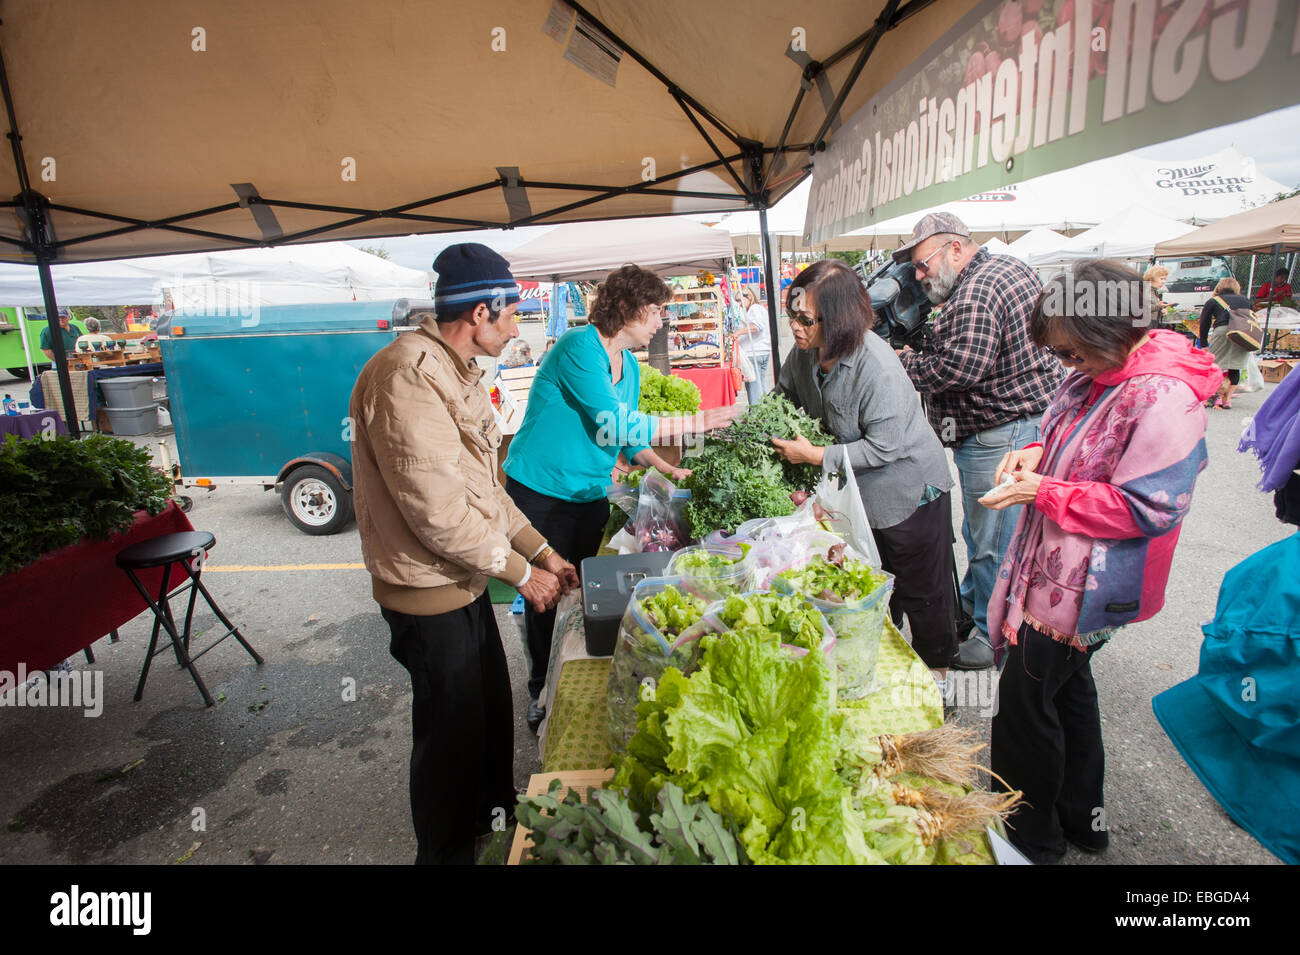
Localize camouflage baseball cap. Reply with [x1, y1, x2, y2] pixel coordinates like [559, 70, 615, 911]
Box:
[892, 212, 972, 263]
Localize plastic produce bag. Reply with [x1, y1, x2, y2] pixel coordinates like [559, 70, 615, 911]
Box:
[634, 470, 692, 553]
[770, 543, 894, 700]
[605, 468, 648, 522]
[748, 523, 845, 591]
[606, 577, 719, 754]
[814, 457, 881, 566]
[699, 591, 838, 704]
[666, 542, 755, 596]
[700, 591, 836, 659]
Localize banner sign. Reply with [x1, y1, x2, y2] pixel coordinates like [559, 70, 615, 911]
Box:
[805, 0, 1300, 245]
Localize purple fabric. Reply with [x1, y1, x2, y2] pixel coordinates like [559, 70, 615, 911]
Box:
[1240, 368, 1300, 493]
[0, 408, 67, 439]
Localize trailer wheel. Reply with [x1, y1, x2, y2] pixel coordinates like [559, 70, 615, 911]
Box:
[6, 367, 31, 381]
[281, 465, 353, 535]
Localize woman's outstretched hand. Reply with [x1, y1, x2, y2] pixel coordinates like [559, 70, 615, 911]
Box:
[700, 404, 743, 431]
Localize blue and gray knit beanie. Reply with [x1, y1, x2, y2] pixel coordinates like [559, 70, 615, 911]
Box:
[432, 242, 520, 315]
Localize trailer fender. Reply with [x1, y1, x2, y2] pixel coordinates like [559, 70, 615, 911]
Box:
[277, 452, 352, 490]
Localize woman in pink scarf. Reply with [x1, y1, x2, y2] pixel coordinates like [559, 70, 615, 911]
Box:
[981, 259, 1222, 864]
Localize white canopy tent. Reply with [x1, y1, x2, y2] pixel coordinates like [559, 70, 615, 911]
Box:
[981, 237, 1014, 258]
[505, 217, 735, 282]
[1006, 228, 1070, 262]
[1028, 208, 1198, 270]
[819, 147, 1287, 252]
[0, 242, 431, 307]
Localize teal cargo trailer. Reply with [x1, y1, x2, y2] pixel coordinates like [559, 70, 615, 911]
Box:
[159, 301, 430, 534]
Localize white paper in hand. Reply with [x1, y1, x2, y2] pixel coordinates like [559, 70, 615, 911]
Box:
[978, 472, 1016, 505]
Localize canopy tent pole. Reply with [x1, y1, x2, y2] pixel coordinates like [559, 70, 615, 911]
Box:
[1247, 254, 1256, 296]
[0, 33, 80, 436]
[1262, 242, 1281, 352]
[760, 206, 781, 382]
[34, 257, 79, 437]
[16, 306, 35, 382]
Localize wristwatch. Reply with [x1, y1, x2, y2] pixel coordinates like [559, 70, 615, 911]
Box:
[531, 545, 555, 566]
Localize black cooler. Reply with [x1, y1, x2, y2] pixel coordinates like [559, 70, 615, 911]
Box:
[580, 552, 673, 656]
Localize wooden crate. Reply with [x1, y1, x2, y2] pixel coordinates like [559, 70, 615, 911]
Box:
[506, 767, 615, 865]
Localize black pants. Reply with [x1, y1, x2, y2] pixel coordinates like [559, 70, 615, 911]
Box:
[871, 491, 958, 669]
[383, 591, 514, 865]
[505, 478, 609, 699]
[991, 623, 1107, 864]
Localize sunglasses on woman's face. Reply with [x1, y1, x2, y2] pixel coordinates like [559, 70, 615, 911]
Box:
[1043, 343, 1085, 363]
[787, 312, 822, 328]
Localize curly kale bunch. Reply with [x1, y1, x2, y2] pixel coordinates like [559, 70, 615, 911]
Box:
[681, 393, 833, 537]
[0, 434, 174, 575]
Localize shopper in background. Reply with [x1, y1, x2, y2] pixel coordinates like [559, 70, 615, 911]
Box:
[39, 308, 85, 360]
[1198, 277, 1251, 410]
[1143, 265, 1171, 318]
[504, 264, 741, 731]
[770, 259, 959, 691]
[1254, 267, 1293, 305]
[983, 259, 1219, 864]
[895, 213, 1064, 670]
[734, 285, 772, 404]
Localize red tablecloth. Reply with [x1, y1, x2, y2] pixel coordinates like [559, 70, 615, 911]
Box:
[0, 502, 195, 673]
[671, 365, 736, 410]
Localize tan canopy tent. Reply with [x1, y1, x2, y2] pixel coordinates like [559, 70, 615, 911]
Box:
[1155, 195, 1300, 347]
[0, 0, 977, 432]
[1153, 195, 1300, 257]
[0, 0, 975, 263]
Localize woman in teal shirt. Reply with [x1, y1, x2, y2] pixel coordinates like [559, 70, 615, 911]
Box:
[505, 265, 739, 728]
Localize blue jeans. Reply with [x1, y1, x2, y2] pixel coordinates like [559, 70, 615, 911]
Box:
[951, 416, 1041, 642]
[744, 352, 770, 405]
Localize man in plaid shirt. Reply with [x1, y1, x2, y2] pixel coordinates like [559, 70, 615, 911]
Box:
[896, 213, 1063, 670]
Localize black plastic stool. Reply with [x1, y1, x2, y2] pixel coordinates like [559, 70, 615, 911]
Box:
[116, 531, 263, 706]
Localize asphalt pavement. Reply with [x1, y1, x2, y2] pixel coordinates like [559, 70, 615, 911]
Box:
[0, 335, 1289, 865]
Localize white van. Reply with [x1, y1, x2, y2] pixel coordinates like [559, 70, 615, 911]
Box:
[1157, 256, 1234, 311]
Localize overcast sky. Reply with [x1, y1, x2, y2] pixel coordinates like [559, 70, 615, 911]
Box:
[1133, 103, 1300, 193]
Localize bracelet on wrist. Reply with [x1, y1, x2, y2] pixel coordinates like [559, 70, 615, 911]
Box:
[531, 545, 555, 566]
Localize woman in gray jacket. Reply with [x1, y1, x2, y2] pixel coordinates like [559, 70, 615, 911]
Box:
[771, 259, 958, 681]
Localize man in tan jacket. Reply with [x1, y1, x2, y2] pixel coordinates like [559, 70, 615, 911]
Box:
[350, 242, 577, 865]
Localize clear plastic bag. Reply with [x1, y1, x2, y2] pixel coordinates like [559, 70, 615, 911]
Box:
[769, 544, 894, 700]
[606, 576, 720, 754]
[605, 469, 647, 523]
[666, 542, 755, 596]
[750, 525, 848, 591]
[633, 470, 692, 553]
[700, 591, 836, 659]
[813, 458, 881, 566]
